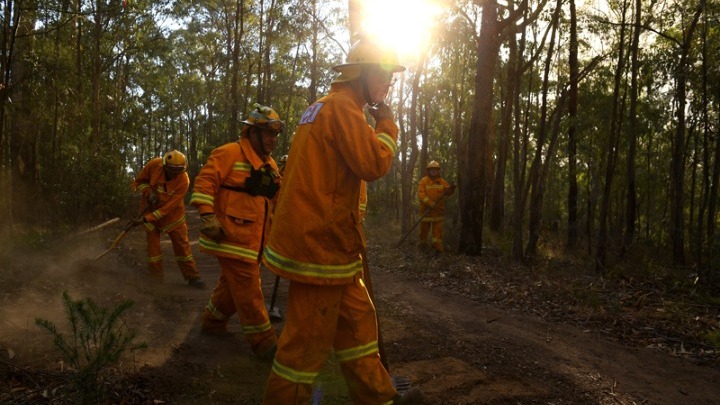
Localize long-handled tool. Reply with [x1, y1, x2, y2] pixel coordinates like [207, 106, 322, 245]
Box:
[68, 217, 120, 238]
[396, 192, 449, 248]
[266, 275, 283, 320]
[94, 209, 150, 261]
[360, 246, 412, 394]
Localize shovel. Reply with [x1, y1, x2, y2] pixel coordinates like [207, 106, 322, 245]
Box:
[265, 275, 283, 320]
[94, 208, 150, 260]
[67, 217, 120, 238]
[360, 246, 414, 394]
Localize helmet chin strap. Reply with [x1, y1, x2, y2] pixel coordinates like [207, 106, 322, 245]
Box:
[250, 128, 269, 157]
[360, 68, 373, 105]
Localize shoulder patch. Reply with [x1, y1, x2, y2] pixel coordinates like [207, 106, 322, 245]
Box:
[299, 102, 324, 124]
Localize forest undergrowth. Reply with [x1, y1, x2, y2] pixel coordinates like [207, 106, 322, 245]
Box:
[383, 224, 720, 369]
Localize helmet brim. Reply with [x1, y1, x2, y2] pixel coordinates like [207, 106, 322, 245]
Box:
[332, 62, 406, 74]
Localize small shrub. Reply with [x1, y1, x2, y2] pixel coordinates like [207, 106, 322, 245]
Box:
[35, 291, 146, 404]
[702, 330, 720, 349]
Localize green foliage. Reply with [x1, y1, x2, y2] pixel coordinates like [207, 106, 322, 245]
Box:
[703, 330, 720, 348]
[35, 291, 147, 404]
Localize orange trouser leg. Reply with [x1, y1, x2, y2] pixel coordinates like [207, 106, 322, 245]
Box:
[431, 220, 444, 253]
[202, 270, 234, 333]
[146, 230, 164, 280]
[335, 278, 397, 404]
[262, 277, 396, 405]
[419, 221, 431, 243]
[166, 223, 200, 280]
[203, 257, 276, 353]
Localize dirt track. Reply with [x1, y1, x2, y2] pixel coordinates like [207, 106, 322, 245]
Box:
[1, 210, 719, 404]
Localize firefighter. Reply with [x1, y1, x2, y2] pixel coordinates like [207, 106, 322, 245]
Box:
[190, 103, 283, 359]
[132, 150, 205, 288]
[417, 160, 455, 253]
[261, 37, 423, 404]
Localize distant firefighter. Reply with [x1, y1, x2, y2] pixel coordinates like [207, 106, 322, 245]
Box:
[417, 160, 455, 253]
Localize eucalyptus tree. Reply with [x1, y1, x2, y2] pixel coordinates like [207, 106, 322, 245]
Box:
[453, 0, 549, 255]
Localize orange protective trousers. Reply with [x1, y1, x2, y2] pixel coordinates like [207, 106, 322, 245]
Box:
[146, 222, 200, 281]
[262, 276, 396, 405]
[202, 257, 277, 354]
[419, 219, 444, 253]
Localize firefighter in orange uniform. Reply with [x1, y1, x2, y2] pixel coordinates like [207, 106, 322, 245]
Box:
[417, 160, 455, 253]
[191, 103, 283, 358]
[261, 37, 423, 405]
[132, 150, 205, 288]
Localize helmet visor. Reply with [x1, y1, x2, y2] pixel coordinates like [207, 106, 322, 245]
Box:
[263, 119, 285, 133]
[165, 164, 186, 174]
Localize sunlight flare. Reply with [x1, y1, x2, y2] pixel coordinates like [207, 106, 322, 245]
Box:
[360, 0, 443, 62]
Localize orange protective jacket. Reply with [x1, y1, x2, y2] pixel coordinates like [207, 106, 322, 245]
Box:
[190, 137, 280, 263]
[418, 175, 451, 222]
[132, 157, 189, 233]
[263, 83, 398, 286]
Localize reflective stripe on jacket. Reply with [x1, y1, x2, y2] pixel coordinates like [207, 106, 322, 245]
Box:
[418, 175, 450, 221]
[132, 157, 189, 233]
[190, 137, 279, 263]
[263, 83, 398, 286]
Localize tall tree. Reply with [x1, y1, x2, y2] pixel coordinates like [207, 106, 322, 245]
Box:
[596, 0, 629, 272]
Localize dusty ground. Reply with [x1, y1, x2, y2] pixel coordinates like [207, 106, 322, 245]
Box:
[1, 209, 719, 404]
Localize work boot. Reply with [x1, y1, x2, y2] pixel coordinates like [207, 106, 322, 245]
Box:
[254, 343, 277, 362]
[201, 317, 231, 337]
[393, 387, 423, 405]
[187, 277, 206, 289]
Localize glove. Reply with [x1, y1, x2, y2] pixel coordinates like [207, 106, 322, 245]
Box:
[131, 215, 145, 226]
[368, 102, 394, 122]
[444, 184, 457, 196]
[200, 214, 224, 242]
[148, 191, 159, 206]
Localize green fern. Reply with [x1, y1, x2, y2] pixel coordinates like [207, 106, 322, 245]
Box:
[35, 291, 147, 404]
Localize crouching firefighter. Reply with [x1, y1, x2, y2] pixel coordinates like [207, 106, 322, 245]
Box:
[132, 150, 205, 288]
[190, 103, 283, 358]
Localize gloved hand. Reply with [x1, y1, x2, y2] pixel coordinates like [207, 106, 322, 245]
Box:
[445, 184, 457, 196]
[148, 191, 159, 206]
[131, 215, 145, 226]
[200, 214, 224, 242]
[368, 102, 394, 123]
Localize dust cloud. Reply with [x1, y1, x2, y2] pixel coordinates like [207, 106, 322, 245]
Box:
[0, 224, 190, 370]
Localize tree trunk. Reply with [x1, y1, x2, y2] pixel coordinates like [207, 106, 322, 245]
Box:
[596, 0, 628, 272]
[567, 0, 579, 249]
[670, 1, 704, 266]
[525, 0, 560, 259]
[490, 22, 517, 233]
[458, 1, 499, 255]
[623, 0, 642, 252]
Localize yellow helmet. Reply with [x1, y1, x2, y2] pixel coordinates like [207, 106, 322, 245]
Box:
[240, 103, 285, 134]
[332, 36, 406, 83]
[163, 150, 187, 174]
[427, 160, 440, 169]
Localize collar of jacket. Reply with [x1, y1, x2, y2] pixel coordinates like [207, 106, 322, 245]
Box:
[238, 136, 278, 172]
[330, 82, 366, 110]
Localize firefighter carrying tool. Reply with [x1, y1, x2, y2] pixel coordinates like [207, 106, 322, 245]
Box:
[260, 35, 422, 405]
[132, 150, 206, 288]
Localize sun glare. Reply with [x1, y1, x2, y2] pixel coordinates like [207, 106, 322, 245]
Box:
[360, 0, 443, 62]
